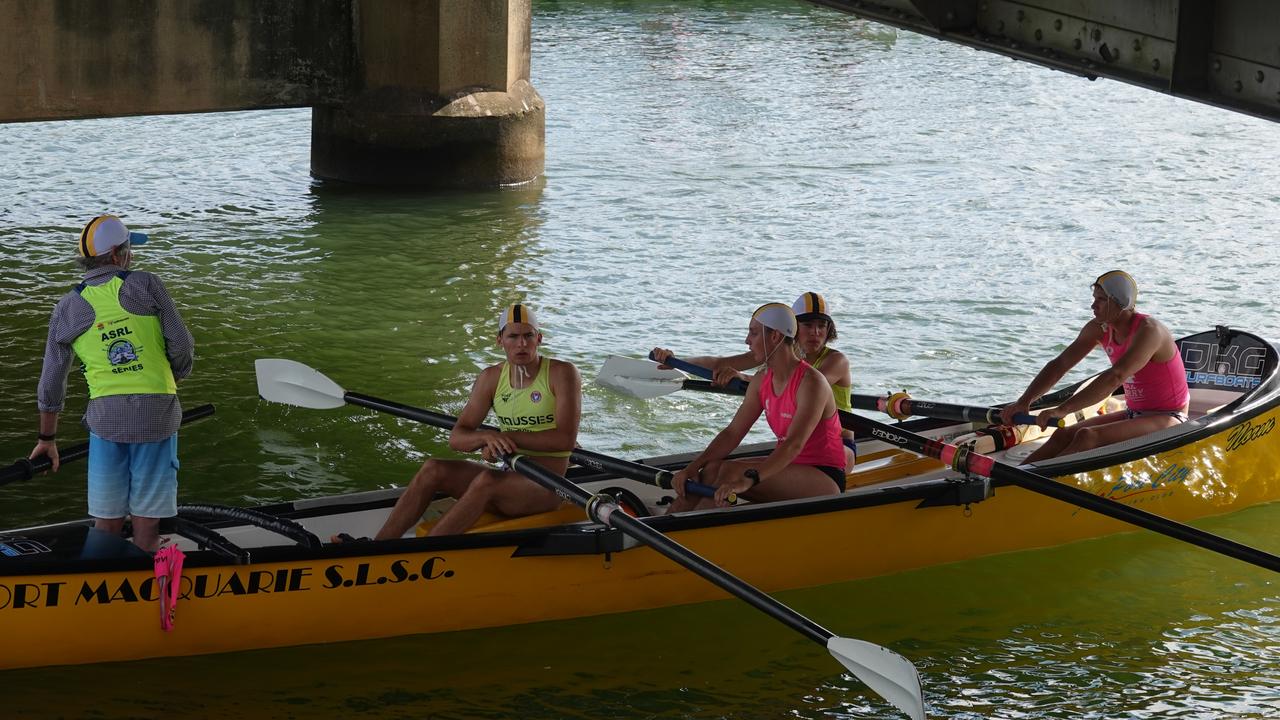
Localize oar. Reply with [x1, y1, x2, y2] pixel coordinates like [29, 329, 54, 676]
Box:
[1, 404, 216, 487]
[596, 355, 749, 399]
[656, 356, 1280, 574]
[254, 359, 723, 501]
[642, 353, 1052, 426]
[505, 452, 925, 719]
[255, 359, 921, 716]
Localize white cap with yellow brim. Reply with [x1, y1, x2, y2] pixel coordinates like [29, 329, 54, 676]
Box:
[751, 302, 797, 338]
[1092, 270, 1138, 311]
[78, 214, 148, 258]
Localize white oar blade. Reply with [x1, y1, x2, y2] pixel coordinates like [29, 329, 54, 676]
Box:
[255, 358, 348, 410]
[595, 355, 688, 399]
[827, 637, 925, 720]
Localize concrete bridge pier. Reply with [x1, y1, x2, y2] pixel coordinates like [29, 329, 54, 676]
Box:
[311, 1, 545, 188]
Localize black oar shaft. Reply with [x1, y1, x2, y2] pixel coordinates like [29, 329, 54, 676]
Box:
[508, 454, 831, 646]
[664, 357, 1029, 425]
[1, 404, 216, 487]
[343, 392, 699, 495]
[847, 410, 1280, 574]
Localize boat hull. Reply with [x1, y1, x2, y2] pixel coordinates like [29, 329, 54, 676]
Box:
[4, 399, 1278, 670]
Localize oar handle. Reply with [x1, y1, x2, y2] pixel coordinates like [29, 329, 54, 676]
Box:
[852, 393, 1050, 427]
[1, 403, 216, 487]
[649, 353, 751, 393]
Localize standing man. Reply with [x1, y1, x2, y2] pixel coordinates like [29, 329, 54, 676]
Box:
[1000, 270, 1188, 463]
[352, 303, 581, 540]
[30, 215, 194, 553]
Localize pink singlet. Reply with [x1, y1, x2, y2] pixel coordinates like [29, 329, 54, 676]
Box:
[1100, 313, 1190, 412]
[759, 361, 846, 468]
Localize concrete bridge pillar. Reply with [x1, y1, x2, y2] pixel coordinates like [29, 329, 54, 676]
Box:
[311, 0, 544, 188]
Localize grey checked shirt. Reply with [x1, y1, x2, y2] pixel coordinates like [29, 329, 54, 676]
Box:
[37, 264, 195, 443]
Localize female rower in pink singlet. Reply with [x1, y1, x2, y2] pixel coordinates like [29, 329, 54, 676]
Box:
[1000, 270, 1190, 464]
[667, 303, 846, 513]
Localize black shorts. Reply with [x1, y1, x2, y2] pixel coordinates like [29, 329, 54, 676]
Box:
[810, 464, 847, 491]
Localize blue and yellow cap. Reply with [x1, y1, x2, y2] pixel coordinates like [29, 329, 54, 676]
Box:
[792, 292, 832, 323]
[1092, 270, 1137, 310]
[498, 303, 538, 333]
[78, 215, 148, 258]
[751, 303, 797, 338]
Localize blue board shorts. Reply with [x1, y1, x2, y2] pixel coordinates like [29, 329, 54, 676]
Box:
[87, 432, 179, 519]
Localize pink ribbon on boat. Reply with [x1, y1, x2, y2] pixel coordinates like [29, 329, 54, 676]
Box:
[154, 544, 186, 632]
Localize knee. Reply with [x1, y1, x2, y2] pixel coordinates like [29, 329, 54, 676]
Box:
[1051, 426, 1080, 444]
[1066, 427, 1099, 450]
[411, 459, 444, 486]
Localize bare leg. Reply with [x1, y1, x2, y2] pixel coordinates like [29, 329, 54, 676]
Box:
[715, 458, 840, 505]
[373, 459, 484, 541]
[1024, 412, 1179, 463]
[94, 517, 125, 536]
[1055, 414, 1182, 456]
[429, 457, 566, 536]
[130, 516, 161, 553]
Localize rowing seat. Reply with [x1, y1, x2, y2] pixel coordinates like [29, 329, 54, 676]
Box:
[845, 452, 941, 489]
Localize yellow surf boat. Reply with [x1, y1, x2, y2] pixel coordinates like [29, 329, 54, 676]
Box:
[1, 327, 1277, 673]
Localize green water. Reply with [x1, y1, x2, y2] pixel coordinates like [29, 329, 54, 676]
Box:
[1, 0, 1278, 716]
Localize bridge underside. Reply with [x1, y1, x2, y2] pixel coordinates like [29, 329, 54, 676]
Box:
[808, 0, 1280, 123]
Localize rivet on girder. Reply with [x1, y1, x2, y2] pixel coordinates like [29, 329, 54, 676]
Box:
[1213, 59, 1222, 72]
[1257, 70, 1266, 83]
[1035, 29, 1043, 41]
[1073, 38, 1082, 50]
[1054, 19, 1062, 31]
[997, 20, 1005, 33]
[1133, 38, 1142, 52]
[1092, 28, 1102, 41]
[1152, 58, 1160, 71]
[1233, 80, 1243, 92]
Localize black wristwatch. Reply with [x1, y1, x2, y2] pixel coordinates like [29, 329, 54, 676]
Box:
[37, 433, 56, 442]
[744, 469, 761, 487]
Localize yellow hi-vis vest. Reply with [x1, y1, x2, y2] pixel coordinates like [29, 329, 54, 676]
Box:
[492, 357, 570, 458]
[70, 273, 177, 399]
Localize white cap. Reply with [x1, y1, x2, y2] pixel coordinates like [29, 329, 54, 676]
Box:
[78, 215, 148, 257]
[498, 303, 538, 332]
[1092, 270, 1137, 310]
[751, 303, 797, 338]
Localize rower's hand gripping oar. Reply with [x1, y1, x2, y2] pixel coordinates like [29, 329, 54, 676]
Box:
[643, 352, 1054, 426]
[253, 359, 727, 501]
[255, 359, 920, 716]
[1, 404, 216, 487]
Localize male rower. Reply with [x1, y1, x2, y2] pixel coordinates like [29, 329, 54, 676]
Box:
[345, 303, 581, 540]
[1000, 271, 1189, 463]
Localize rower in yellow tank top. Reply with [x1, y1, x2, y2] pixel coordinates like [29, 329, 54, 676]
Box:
[337, 303, 582, 542]
[493, 356, 571, 457]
